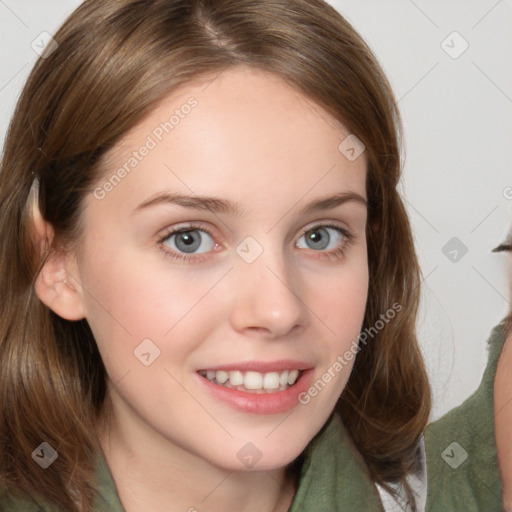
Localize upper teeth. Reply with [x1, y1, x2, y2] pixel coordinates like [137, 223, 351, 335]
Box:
[200, 369, 301, 391]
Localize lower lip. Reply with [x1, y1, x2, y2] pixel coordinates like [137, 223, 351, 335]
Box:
[197, 369, 315, 415]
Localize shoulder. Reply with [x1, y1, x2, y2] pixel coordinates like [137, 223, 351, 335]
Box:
[426, 321, 506, 450]
[0, 492, 47, 511]
[289, 413, 384, 511]
[0, 451, 124, 512]
[425, 322, 506, 512]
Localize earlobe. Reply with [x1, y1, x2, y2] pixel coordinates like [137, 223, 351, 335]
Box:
[30, 181, 86, 321]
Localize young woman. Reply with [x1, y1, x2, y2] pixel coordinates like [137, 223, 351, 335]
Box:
[0, 1, 430, 511]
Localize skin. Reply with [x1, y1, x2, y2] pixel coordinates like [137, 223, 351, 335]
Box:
[495, 327, 512, 509]
[34, 66, 369, 512]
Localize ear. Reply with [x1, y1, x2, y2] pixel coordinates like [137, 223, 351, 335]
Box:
[34, 250, 86, 321]
[31, 183, 86, 321]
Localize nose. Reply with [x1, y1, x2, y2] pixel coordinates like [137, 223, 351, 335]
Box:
[228, 249, 307, 339]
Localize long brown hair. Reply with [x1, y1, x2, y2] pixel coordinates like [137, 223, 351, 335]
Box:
[0, 0, 430, 510]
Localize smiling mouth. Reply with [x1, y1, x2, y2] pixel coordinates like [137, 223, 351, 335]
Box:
[198, 369, 303, 394]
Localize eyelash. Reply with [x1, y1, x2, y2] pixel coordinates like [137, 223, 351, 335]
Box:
[303, 222, 355, 261]
[156, 222, 355, 264]
[157, 223, 217, 265]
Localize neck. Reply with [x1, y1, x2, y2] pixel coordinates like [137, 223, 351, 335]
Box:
[96, 395, 298, 512]
[494, 327, 512, 509]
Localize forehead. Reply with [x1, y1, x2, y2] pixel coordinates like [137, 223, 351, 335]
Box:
[90, 66, 367, 220]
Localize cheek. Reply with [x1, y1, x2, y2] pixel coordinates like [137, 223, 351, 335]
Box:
[79, 246, 227, 371]
[81, 255, 167, 335]
[314, 260, 369, 343]
[295, 263, 368, 413]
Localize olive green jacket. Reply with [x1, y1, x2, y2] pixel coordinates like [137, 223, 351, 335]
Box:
[0, 413, 384, 511]
[425, 322, 506, 511]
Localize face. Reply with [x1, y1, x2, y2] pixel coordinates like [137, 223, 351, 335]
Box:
[70, 66, 368, 471]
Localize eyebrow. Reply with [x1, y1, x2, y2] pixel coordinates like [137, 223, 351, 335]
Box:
[130, 191, 368, 216]
[299, 192, 368, 215]
[131, 192, 243, 216]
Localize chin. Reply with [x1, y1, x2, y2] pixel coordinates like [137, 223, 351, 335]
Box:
[206, 435, 310, 473]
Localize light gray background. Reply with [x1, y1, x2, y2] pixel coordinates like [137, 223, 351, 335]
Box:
[1, 1, 511, 421]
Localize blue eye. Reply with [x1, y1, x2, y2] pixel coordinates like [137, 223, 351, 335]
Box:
[296, 226, 346, 251]
[162, 228, 216, 254]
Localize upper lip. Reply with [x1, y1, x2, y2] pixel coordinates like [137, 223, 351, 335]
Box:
[198, 359, 313, 373]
